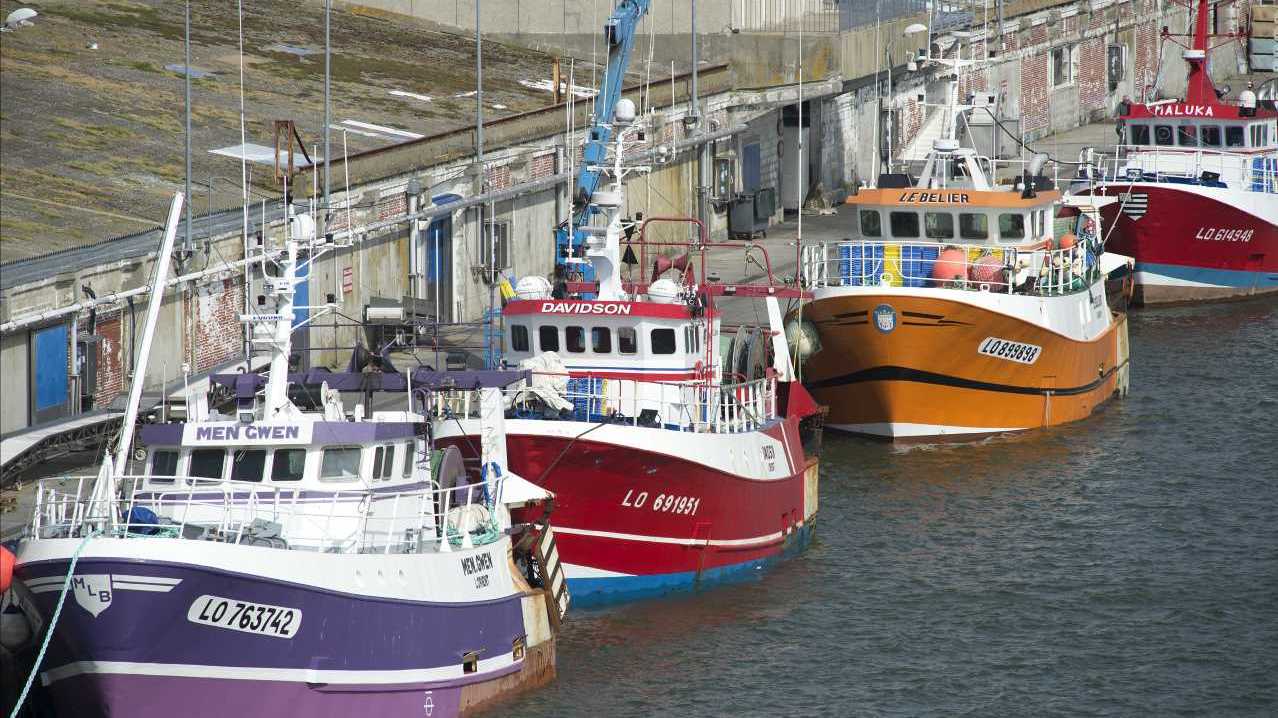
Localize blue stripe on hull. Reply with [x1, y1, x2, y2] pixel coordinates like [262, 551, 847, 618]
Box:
[566, 524, 814, 608]
[1137, 262, 1278, 290]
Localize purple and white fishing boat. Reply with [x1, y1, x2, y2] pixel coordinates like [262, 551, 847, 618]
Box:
[8, 194, 568, 718]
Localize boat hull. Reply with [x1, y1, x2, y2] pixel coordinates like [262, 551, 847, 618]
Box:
[436, 420, 820, 606]
[1085, 182, 1278, 305]
[14, 537, 555, 718]
[800, 290, 1128, 439]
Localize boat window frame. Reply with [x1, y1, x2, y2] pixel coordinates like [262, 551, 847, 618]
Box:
[1225, 125, 1245, 148]
[1153, 124, 1175, 146]
[924, 211, 955, 240]
[564, 325, 586, 353]
[401, 442, 415, 479]
[1177, 124, 1198, 147]
[650, 327, 677, 355]
[270, 448, 307, 482]
[230, 448, 267, 483]
[998, 212, 1027, 243]
[591, 326, 611, 354]
[538, 325, 559, 352]
[889, 210, 921, 239]
[319, 446, 363, 483]
[1129, 123, 1151, 145]
[188, 448, 227, 483]
[618, 327, 638, 355]
[859, 209, 883, 238]
[959, 212, 989, 240]
[148, 448, 180, 485]
[509, 324, 529, 353]
[1200, 124, 1222, 147]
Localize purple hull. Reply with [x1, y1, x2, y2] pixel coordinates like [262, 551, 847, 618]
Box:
[18, 555, 531, 717]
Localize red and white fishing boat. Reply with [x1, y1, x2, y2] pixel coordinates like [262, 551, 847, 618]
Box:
[1075, 0, 1277, 303]
[432, 102, 823, 605]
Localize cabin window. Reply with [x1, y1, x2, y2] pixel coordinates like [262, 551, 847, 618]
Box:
[271, 449, 306, 481]
[320, 447, 362, 482]
[859, 210, 882, 238]
[372, 446, 386, 480]
[565, 326, 586, 353]
[591, 327, 611, 353]
[1250, 124, 1267, 148]
[371, 446, 395, 480]
[402, 443, 415, 478]
[1225, 125, 1245, 147]
[1130, 124, 1150, 145]
[1201, 125, 1222, 147]
[650, 328, 677, 355]
[998, 213, 1026, 241]
[149, 449, 179, 484]
[538, 326, 559, 352]
[189, 449, 226, 481]
[925, 212, 954, 239]
[1154, 125, 1174, 146]
[1177, 125, 1197, 147]
[230, 449, 266, 482]
[889, 211, 920, 238]
[510, 325, 529, 352]
[959, 213, 988, 240]
[618, 327, 638, 354]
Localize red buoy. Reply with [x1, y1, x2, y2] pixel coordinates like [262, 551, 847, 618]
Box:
[0, 545, 14, 594]
[931, 248, 968, 284]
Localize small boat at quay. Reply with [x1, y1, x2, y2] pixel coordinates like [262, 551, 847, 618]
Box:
[5, 195, 567, 718]
[793, 58, 1133, 440]
[1073, 0, 1278, 304]
[432, 100, 824, 605]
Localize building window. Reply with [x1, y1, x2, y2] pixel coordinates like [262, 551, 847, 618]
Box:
[1051, 45, 1076, 87]
[538, 326, 559, 352]
[510, 325, 529, 352]
[565, 326, 586, 353]
[889, 211, 920, 238]
[230, 449, 267, 482]
[271, 449, 306, 481]
[959, 213, 989, 240]
[320, 447, 362, 482]
[650, 328, 677, 355]
[591, 327, 611, 353]
[480, 220, 510, 279]
[618, 327, 638, 354]
[925, 212, 954, 239]
[859, 210, 882, 237]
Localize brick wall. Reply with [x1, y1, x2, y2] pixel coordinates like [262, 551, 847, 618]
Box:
[530, 151, 556, 180]
[188, 278, 245, 374]
[486, 163, 512, 191]
[1020, 50, 1050, 134]
[376, 193, 407, 221]
[1078, 36, 1108, 112]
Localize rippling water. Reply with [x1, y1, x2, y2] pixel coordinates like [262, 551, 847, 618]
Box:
[499, 297, 1278, 717]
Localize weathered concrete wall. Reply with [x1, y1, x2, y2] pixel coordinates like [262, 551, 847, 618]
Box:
[1, 334, 29, 435]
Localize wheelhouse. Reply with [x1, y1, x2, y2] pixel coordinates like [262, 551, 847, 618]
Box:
[848, 190, 1059, 247]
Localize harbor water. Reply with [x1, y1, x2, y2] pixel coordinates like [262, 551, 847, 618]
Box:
[495, 296, 1278, 717]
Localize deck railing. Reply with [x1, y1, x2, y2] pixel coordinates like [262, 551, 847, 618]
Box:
[801, 239, 1099, 296]
[28, 474, 506, 554]
[430, 374, 778, 434]
[1081, 145, 1278, 193]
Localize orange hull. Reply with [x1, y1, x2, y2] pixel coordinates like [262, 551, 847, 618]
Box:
[800, 293, 1130, 439]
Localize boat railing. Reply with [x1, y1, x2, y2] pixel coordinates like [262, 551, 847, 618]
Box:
[1084, 145, 1278, 192]
[27, 474, 506, 554]
[801, 239, 1100, 297]
[430, 373, 779, 434]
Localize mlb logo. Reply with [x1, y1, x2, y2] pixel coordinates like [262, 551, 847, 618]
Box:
[72, 575, 113, 617]
[873, 304, 897, 334]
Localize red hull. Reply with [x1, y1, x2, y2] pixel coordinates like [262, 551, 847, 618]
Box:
[438, 418, 816, 581]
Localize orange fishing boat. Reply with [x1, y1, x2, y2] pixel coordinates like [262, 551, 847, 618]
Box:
[794, 136, 1132, 440]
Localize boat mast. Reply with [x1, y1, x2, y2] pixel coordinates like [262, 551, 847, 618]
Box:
[1181, 0, 1218, 105]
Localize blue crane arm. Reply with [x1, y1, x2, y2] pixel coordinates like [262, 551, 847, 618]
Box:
[556, 0, 650, 281]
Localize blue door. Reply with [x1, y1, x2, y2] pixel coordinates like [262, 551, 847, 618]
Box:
[32, 323, 69, 423]
[742, 143, 762, 192]
[427, 194, 460, 323]
[292, 260, 310, 370]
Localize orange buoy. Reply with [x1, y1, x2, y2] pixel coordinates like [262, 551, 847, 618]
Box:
[931, 248, 967, 284]
[0, 545, 14, 594]
[1059, 232, 1078, 250]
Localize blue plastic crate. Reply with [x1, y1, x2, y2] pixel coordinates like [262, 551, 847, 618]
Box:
[838, 242, 884, 286]
[900, 245, 939, 287]
[567, 377, 604, 421]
